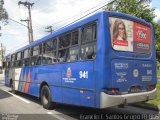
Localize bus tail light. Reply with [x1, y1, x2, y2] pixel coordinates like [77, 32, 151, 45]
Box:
[111, 89, 119, 94]
[147, 85, 154, 91]
[104, 88, 120, 95]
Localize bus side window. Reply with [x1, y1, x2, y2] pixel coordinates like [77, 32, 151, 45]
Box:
[58, 33, 71, 63]
[67, 30, 79, 62]
[31, 44, 42, 66]
[14, 54, 18, 68]
[43, 39, 57, 65]
[22, 49, 30, 66]
[11, 54, 16, 68]
[80, 23, 97, 60]
[80, 44, 96, 60]
[24, 58, 30, 66]
[67, 47, 78, 62]
[58, 49, 69, 62]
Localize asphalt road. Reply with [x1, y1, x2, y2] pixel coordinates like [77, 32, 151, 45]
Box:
[0, 83, 159, 120]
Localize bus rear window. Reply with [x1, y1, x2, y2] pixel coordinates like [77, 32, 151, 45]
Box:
[109, 17, 151, 54]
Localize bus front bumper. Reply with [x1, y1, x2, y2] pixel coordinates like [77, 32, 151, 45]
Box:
[100, 88, 157, 108]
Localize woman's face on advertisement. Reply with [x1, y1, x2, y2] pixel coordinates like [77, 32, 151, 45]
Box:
[118, 23, 125, 37]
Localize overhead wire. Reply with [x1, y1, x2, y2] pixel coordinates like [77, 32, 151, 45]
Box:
[6, 0, 113, 52]
[51, 0, 108, 26]
[31, 0, 110, 33]
[8, 18, 28, 28]
[48, 0, 113, 33]
[32, 0, 108, 31]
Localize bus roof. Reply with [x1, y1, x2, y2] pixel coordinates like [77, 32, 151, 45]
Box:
[11, 10, 150, 55]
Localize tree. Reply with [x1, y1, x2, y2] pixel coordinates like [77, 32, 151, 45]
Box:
[0, 0, 8, 25]
[153, 22, 160, 50]
[153, 22, 160, 61]
[106, 0, 155, 23]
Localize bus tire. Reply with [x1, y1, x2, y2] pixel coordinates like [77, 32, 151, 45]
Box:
[10, 79, 13, 87]
[41, 85, 53, 109]
[11, 84, 15, 94]
[10, 79, 15, 94]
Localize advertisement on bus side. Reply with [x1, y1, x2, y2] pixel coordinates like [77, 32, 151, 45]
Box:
[109, 17, 151, 53]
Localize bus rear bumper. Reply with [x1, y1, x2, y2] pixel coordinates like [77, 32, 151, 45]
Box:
[100, 88, 156, 108]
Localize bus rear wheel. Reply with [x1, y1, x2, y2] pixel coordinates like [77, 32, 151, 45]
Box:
[41, 85, 53, 109]
[11, 84, 15, 94]
[10, 79, 15, 94]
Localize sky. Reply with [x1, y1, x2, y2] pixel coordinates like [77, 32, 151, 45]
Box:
[1, 0, 160, 54]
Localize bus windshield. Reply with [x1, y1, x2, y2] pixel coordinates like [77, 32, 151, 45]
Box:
[109, 17, 151, 54]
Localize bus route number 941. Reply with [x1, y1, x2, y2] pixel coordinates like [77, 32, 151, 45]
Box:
[79, 71, 88, 79]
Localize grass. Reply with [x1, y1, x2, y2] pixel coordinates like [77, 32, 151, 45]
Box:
[133, 71, 160, 109]
[134, 82, 160, 109]
[157, 70, 160, 76]
[157, 63, 160, 76]
[147, 81, 160, 106]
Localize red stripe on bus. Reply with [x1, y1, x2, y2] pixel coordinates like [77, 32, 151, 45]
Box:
[25, 71, 31, 93]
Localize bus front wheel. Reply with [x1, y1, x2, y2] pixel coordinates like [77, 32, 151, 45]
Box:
[41, 85, 53, 109]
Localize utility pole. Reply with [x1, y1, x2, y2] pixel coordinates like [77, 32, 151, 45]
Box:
[45, 26, 53, 34]
[20, 19, 30, 43]
[1, 43, 3, 62]
[18, 1, 34, 43]
[0, 43, 4, 71]
[0, 26, 1, 37]
[0, 43, 2, 73]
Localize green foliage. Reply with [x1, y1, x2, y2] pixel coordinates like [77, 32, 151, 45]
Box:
[157, 70, 160, 76]
[153, 22, 160, 50]
[147, 82, 160, 106]
[0, 0, 8, 25]
[153, 22, 160, 61]
[106, 0, 155, 23]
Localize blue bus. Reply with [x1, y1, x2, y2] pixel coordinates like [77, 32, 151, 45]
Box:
[5, 11, 157, 109]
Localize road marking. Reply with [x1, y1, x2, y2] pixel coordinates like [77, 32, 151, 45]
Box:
[47, 112, 67, 120]
[2, 89, 30, 104]
[47, 112, 53, 114]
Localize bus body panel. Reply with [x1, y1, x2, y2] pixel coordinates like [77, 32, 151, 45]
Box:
[5, 11, 157, 109]
[111, 59, 156, 93]
[95, 12, 113, 108]
[99, 12, 156, 108]
[15, 61, 96, 107]
[14, 68, 21, 90]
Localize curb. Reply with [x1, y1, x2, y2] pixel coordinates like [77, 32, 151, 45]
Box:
[131, 103, 159, 111]
[0, 85, 11, 91]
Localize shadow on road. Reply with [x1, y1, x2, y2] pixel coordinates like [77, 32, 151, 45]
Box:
[0, 89, 12, 99]
[7, 91, 160, 120]
[10, 91, 41, 105]
[53, 104, 160, 120]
